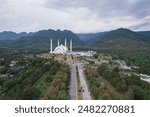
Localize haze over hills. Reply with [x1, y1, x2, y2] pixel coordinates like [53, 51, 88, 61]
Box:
[0, 28, 150, 50]
[0, 31, 33, 40]
[77, 32, 105, 42]
[137, 31, 150, 39]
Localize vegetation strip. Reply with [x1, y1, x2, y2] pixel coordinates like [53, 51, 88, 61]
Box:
[76, 65, 83, 100]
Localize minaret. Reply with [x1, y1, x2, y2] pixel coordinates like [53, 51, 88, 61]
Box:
[70, 39, 72, 52]
[65, 38, 67, 47]
[58, 40, 59, 47]
[50, 39, 52, 53]
[71, 39, 72, 52]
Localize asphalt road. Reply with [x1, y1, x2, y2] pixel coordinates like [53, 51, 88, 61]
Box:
[77, 63, 92, 100]
[69, 63, 78, 100]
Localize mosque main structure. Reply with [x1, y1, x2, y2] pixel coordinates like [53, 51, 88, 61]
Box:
[50, 38, 72, 54]
[49, 38, 96, 56]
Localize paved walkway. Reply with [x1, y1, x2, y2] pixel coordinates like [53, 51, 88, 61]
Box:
[77, 63, 91, 100]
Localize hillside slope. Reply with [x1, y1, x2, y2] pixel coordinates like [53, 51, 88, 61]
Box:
[0, 29, 83, 49]
[88, 28, 150, 50]
[0, 31, 33, 40]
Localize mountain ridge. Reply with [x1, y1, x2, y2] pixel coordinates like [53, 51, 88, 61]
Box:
[0, 31, 33, 40]
[0, 29, 83, 49]
[0, 28, 150, 50]
[87, 28, 150, 50]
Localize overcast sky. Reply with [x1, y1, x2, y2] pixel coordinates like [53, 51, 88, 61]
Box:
[0, 0, 150, 33]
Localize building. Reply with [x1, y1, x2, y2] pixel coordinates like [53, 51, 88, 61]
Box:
[9, 66, 21, 74]
[112, 60, 131, 70]
[139, 74, 150, 83]
[67, 51, 97, 57]
[9, 60, 17, 67]
[49, 38, 96, 56]
[50, 39, 72, 54]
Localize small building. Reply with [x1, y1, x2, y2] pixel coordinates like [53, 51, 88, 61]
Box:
[9, 60, 17, 67]
[0, 74, 8, 79]
[9, 66, 21, 74]
[0, 58, 4, 61]
[112, 60, 131, 70]
[67, 51, 97, 57]
[139, 74, 150, 83]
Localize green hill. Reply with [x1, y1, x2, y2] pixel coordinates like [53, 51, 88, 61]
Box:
[0, 28, 150, 50]
[137, 31, 150, 40]
[0, 29, 83, 49]
[88, 28, 150, 50]
[0, 31, 33, 40]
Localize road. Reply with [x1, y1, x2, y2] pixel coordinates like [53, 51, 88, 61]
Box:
[69, 63, 78, 100]
[77, 63, 92, 100]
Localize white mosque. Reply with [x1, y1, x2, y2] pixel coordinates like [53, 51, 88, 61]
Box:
[50, 38, 72, 54]
[49, 38, 96, 56]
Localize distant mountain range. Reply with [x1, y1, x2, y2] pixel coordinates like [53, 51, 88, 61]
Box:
[78, 28, 150, 50]
[137, 31, 150, 38]
[77, 32, 105, 42]
[0, 31, 33, 40]
[0, 28, 150, 50]
[0, 29, 83, 49]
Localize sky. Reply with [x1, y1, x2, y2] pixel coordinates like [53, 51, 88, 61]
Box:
[0, 0, 150, 33]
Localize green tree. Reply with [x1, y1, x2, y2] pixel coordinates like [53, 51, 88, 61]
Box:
[130, 85, 146, 100]
[19, 87, 41, 100]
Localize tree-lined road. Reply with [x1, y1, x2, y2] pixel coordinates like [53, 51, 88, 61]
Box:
[69, 63, 78, 100]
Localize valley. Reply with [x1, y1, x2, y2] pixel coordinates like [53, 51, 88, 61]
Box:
[0, 28, 150, 100]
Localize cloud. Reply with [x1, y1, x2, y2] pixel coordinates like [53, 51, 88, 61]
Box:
[130, 22, 150, 31]
[44, 0, 150, 32]
[0, 0, 149, 33]
[45, 0, 150, 18]
[0, 0, 6, 7]
[130, 16, 150, 31]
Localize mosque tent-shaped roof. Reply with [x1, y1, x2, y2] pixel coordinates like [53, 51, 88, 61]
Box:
[53, 44, 68, 54]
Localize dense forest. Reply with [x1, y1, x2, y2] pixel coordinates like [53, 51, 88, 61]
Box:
[0, 50, 70, 100]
